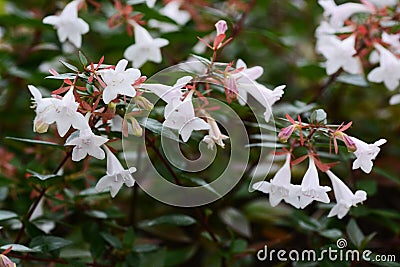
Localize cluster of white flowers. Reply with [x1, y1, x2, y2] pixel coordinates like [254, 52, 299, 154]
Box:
[253, 135, 386, 219]
[316, 0, 400, 103]
[42, 0, 190, 68]
[28, 57, 145, 198]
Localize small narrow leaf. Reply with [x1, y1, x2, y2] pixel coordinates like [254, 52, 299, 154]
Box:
[60, 60, 79, 72]
[139, 214, 196, 227]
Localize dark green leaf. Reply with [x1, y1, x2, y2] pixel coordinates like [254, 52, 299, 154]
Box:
[5, 137, 61, 147]
[346, 219, 365, 249]
[139, 214, 196, 227]
[59, 60, 79, 72]
[0, 210, 18, 221]
[100, 232, 123, 249]
[30, 236, 73, 252]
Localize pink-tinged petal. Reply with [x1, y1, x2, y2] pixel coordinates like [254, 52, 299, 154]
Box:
[72, 112, 89, 131]
[134, 24, 154, 44]
[28, 85, 42, 101]
[57, 28, 68, 43]
[60, 0, 80, 18]
[109, 181, 123, 198]
[124, 68, 141, 81]
[269, 193, 284, 207]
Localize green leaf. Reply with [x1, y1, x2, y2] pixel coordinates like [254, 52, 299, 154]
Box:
[5, 137, 61, 147]
[78, 51, 88, 66]
[374, 168, 400, 185]
[28, 170, 60, 181]
[139, 214, 196, 227]
[132, 244, 159, 253]
[0, 210, 18, 221]
[319, 229, 343, 240]
[346, 219, 365, 249]
[230, 239, 247, 254]
[139, 118, 181, 142]
[60, 60, 79, 72]
[30, 236, 73, 252]
[85, 210, 108, 219]
[0, 244, 41, 253]
[219, 207, 251, 238]
[123, 227, 136, 247]
[100, 232, 123, 249]
[45, 73, 77, 80]
[164, 246, 197, 267]
[337, 73, 368, 87]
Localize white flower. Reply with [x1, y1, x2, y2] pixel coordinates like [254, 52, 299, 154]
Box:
[326, 170, 367, 219]
[98, 59, 141, 104]
[299, 157, 331, 209]
[318, 34, 362, 75]
[49, 88, 88, 137]
[29, 86, 88, 137]
[159, 1, 190, 25]
[350, 137, 387, 173]
[234, 59, 285, 122]
[95, 147, 136, 198]
[128, 0, 156, 8]
[253, 154, 301, 208]
[318, 0, 372, 28]
[124, 23, 169, 68]
[202, 117, 229, 150]
[42, 0, 89, 48]
[65, 129, 108, 161]
[28, 85, 58, 133]
[163, 91, 210, 142]
[140, 76, 192, 103]
[367, 44, 400, 90]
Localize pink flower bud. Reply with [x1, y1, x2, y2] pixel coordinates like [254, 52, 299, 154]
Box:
[215, 20, 227, 36]
[0, 255, 16, 267]
[278, 124, 296, 143]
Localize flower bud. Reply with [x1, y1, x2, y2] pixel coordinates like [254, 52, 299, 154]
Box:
[215, 20, 227, 36]
[134, 96, 154, 111]
[334, 132, 357, 152]
[0, 255, 16, 267]
[278, 124, 297, 143]
[127, 116, 142, 137]
[34, 119, 50, 134]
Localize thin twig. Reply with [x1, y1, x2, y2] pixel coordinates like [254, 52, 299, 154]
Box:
[311, 69, 343, 103]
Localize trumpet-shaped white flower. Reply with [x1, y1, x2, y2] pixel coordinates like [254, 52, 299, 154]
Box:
[367, 44, 400, 91]
[382, 32, 400, 54]
[124, 23, 169, 68]
[98, 59, 141, 104]
[234, 59, 285, 122]
[28, 85, 58, 133]
[318, 0, 372, 28]
[202, 117, 229, 150]
[159, 1, 191, 25]
[299, 157, 331, 209]
[326, 170, 367, 219]
[48, 88, 88, 137]
[350, 137, 387, 173]
[140, 76, 192, 104]
[29, 86, 88, 137]
[65, 129, 108, 161]
[95, 147, 136, 198]
[253, 154, 301, 208]
[318, 34, 362, 75]
[163, 91, 210, 142]
[42, 0, 89, 48]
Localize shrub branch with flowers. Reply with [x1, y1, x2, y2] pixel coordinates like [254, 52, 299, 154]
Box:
[0, 0, 399, 266]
